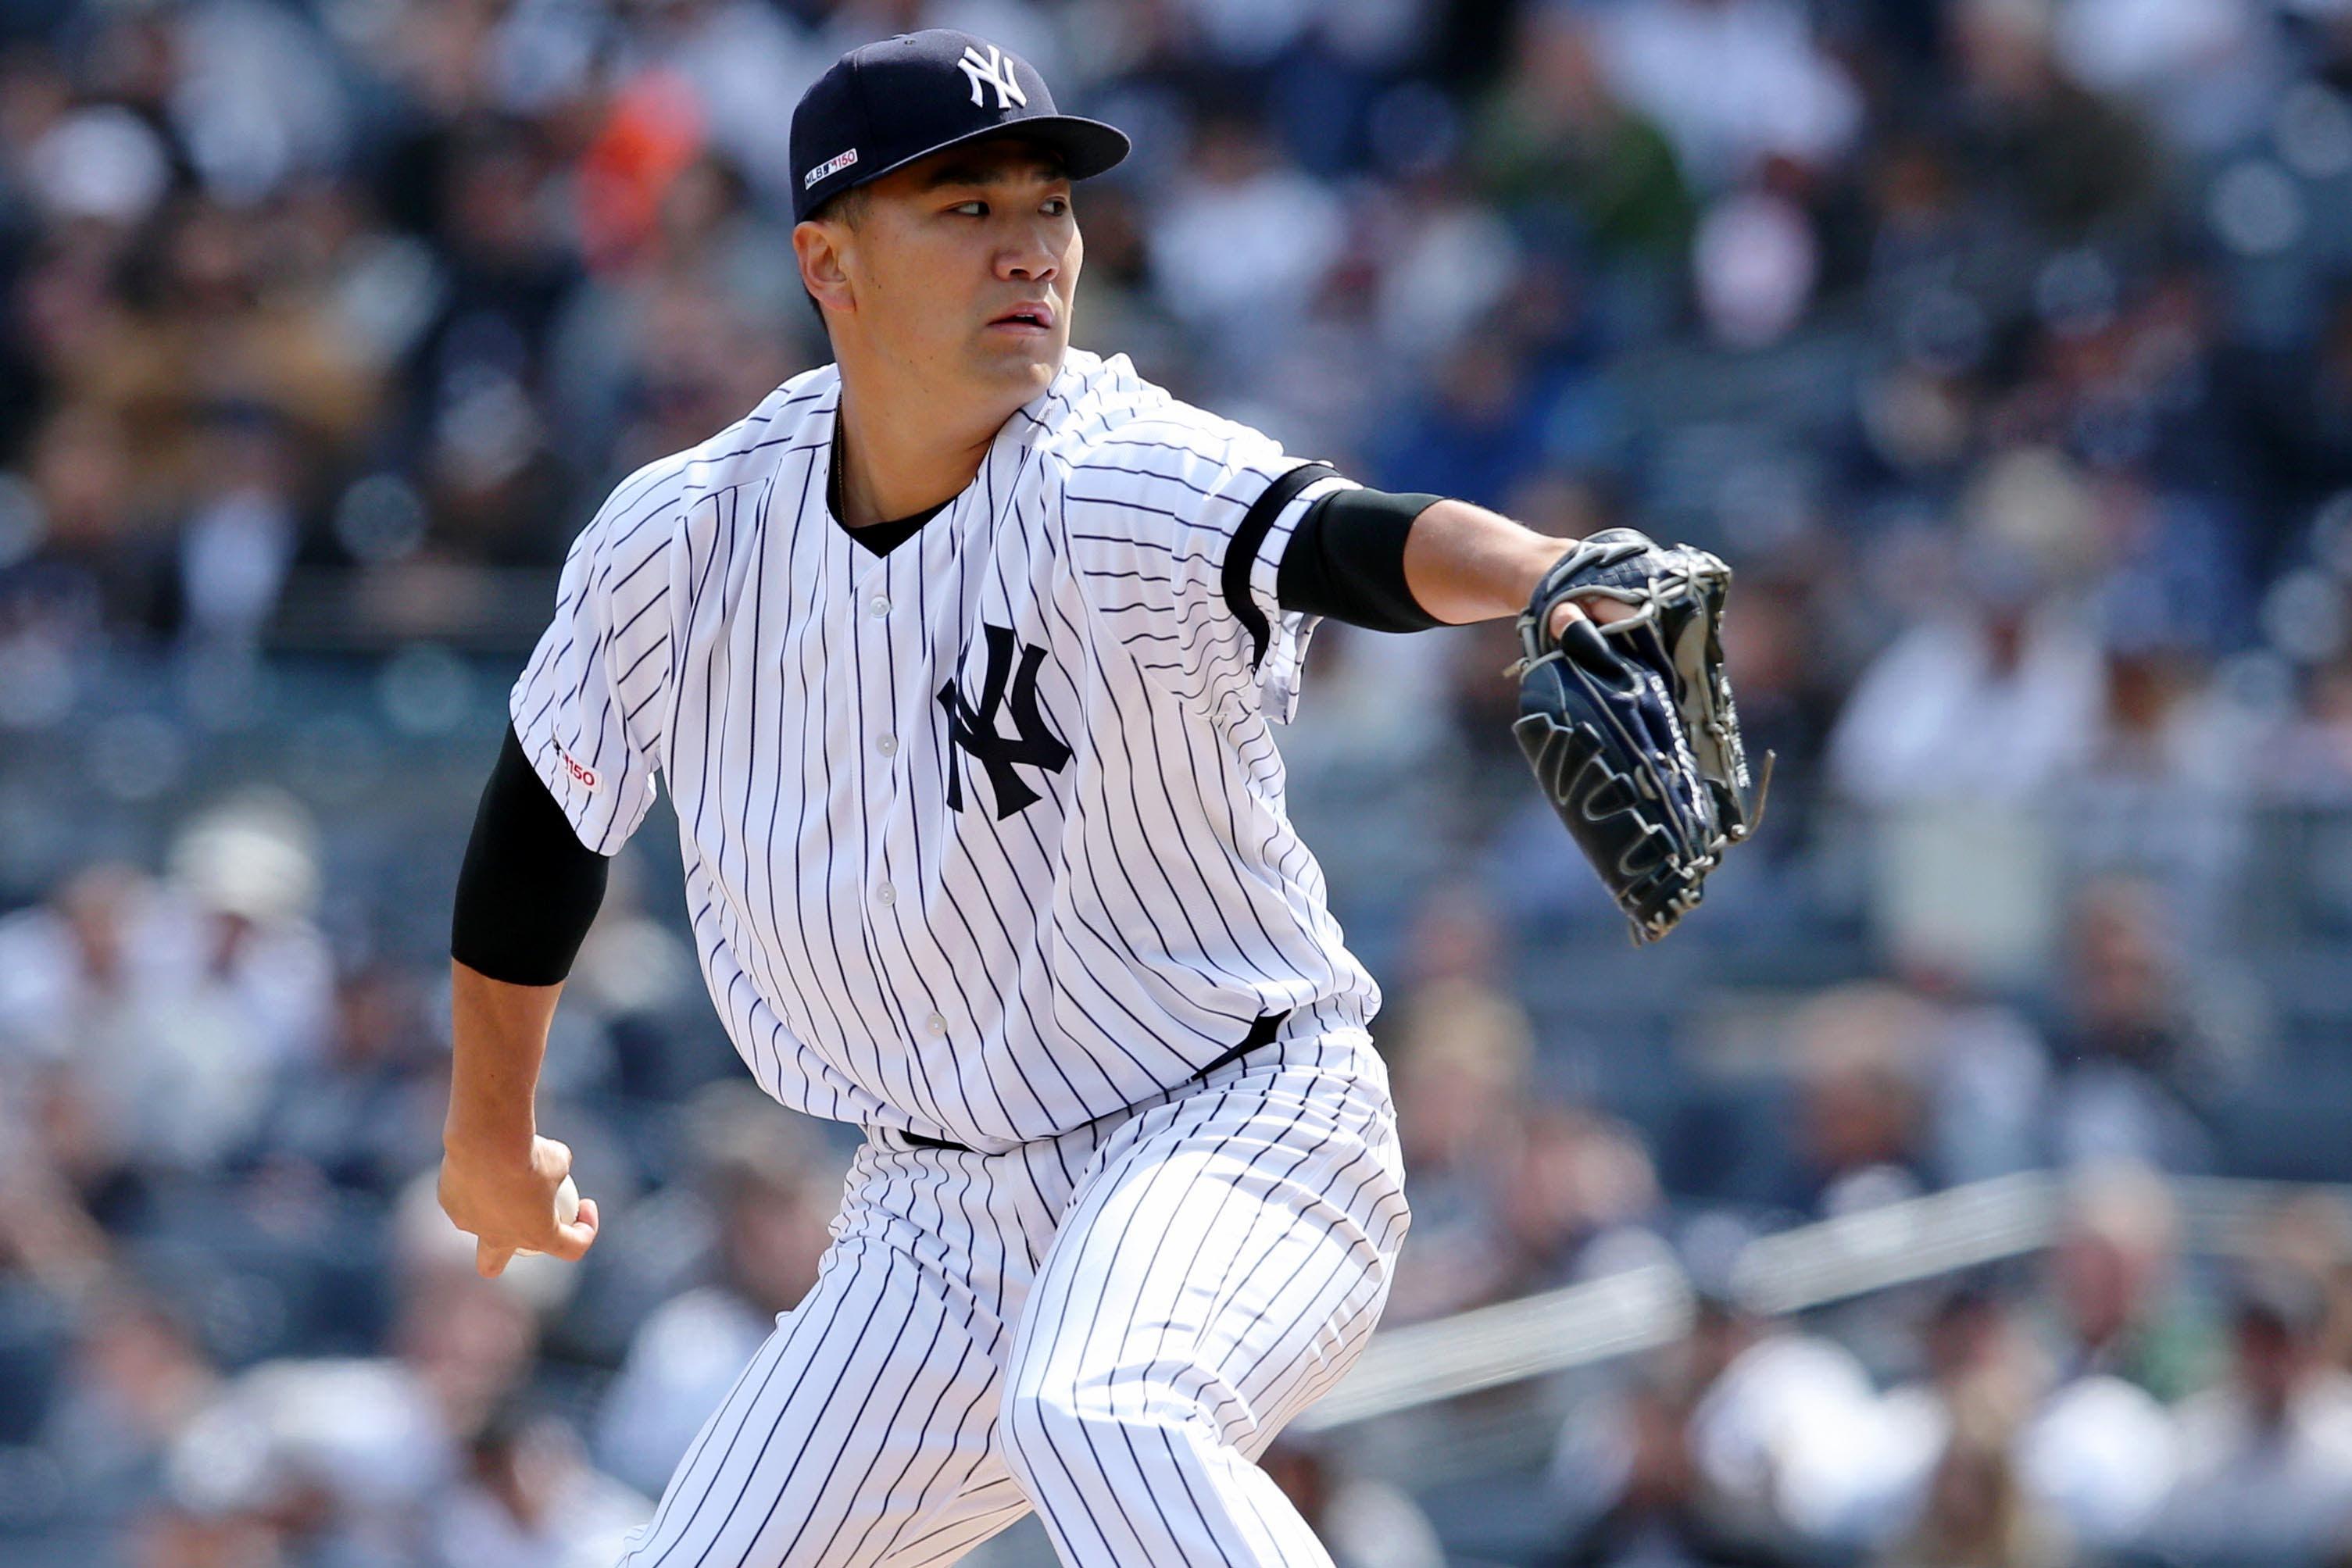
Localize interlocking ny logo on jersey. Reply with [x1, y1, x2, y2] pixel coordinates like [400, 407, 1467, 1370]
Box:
[938, 623, 1070, 819]
[956, 43, 1028, 110]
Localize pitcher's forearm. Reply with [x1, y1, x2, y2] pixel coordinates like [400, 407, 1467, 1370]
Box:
[445, 723, 609, 1154]
[445, 960, 563, 1152]
[1400, 498, 1577, 626]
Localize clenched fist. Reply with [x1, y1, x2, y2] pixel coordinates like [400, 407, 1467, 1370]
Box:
[438, 1132, 600, 1277]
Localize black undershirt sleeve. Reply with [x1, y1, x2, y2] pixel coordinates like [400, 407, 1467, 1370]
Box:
[450, 727, 611, 986]
[1273, 485, 1449, 633]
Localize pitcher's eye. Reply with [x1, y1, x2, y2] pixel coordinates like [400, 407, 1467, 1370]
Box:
[950, 201, 987, 217]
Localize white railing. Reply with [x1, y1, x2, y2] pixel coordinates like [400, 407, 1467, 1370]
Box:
[1298, 1172, 2332, 1433]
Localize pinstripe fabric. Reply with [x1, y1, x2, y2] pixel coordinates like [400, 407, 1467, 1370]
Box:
[509, 351, 1380, 1150]
[614, 1032, 1408, 1568]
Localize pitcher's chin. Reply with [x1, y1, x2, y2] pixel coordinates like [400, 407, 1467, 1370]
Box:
[973, 338, 1067, 398]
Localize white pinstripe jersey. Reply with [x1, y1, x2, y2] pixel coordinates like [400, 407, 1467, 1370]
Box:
[512, 349, 1381, 1147]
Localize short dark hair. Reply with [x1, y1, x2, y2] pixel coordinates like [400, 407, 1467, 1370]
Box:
[806, 183, 868, 227]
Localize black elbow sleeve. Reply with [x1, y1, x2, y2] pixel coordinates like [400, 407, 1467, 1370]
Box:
[450, 727, 611, 986]
[1274, 487, 1449, 634]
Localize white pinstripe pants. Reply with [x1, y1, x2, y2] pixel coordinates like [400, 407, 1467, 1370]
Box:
[614, 1035, 1409, 1568]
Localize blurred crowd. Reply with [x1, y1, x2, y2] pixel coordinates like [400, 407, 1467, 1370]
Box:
[7, 0, 2352, 782]
[1524, 1165, 2352, 1568]
[4, 790, 2352, 1566]
[1378, 947, 2352, 1568]
[13, 0, 2352, 1563]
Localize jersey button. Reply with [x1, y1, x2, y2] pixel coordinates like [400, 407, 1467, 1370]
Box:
[924, 1013, 947, 1035]
[876, 882, 895, 906]
[868, 595, 890, 618]
[876, 734, 898, 756]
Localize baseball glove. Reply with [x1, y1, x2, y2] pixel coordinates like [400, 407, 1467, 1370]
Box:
[1510, 528, 1768, 944]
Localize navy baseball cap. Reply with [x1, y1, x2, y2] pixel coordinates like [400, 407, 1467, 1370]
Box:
[790, 30, 1131, 223]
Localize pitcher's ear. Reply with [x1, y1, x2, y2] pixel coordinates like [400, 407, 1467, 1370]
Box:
[795, 220, 855, 319]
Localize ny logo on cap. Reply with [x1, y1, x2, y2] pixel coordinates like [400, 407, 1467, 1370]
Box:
[956, 43, 1028, 111]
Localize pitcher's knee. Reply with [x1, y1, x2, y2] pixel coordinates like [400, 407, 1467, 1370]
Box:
[999, 1377, 1110, 1491]
[999, 1362, 1239, 1490]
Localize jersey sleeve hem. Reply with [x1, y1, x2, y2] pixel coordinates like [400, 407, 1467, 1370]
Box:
[506, 704, 643, 857]
[1221, 461, 1339, 666]
[1245, 470, 1355, 723]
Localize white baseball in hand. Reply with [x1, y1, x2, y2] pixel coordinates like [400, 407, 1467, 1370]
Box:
[513, 1175, 581, 1257]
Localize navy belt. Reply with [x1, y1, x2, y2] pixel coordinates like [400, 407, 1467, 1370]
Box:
[895, 1009, 1291, 1154]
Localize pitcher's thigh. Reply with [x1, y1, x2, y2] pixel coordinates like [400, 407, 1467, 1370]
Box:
[999, 1072, 1409, 1563]
[617, 1237, 1029, 1568]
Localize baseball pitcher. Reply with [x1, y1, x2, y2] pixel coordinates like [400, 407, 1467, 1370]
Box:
[438, 30, 1758, 1568]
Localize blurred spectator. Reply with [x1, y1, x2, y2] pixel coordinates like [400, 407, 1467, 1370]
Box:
[38, 1284, 218, 1512]
[2016, 1163, 2197, 1548]
[1692, 184, 1818, 351]
[1928, 997, 2053, 1188]
[2051, 0, 2280, 155]
[1261, 1430, 1446, 1568]
[1471, 5, 1693, 263]
[155, 791, 331, 1066]
[2142, 1267, 2352, 1568]
[399, 123, 583, 563]
[1943, 0, 2161, 236]
[1551, 1291, 1886, 1562]
[549, 152, 806, 474]
[1553, 1363, 1782, 1566]
[0, 1133, 108, 1298]
[1144, 110, 1344, 370]
[0, 862, 148, 1087]
[2273, 649, 2352, 801]
[258, 960, 446, 1197]
[2044, 877, 2239, 1173]
[132, 796, 333, 1173]
[1828, 532, 2103, 809]
[1589, 0, 1861, 189]
[2039, 1160, 2207, 1400]
[157, 1352, 451, 1561]
[1371, 168, 1524, 367]
[431, 1400, 649, 1568]
[1375, 330, 1546, 509]
[1875, 1388, 2071, 1568]
[145, 1173, 570, 1561]
[1380, 972, 1534, 1323]
[1484, 1104, 1666, 1299]
[2253, 1192, 2352, 1375]
[1785, 984, 1937, 1216]
[173, 405, 302, 648]
[1862, 1284, 2053, 1547]
[74, 193, 379, 496]
[0, 793, 331, 1189]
